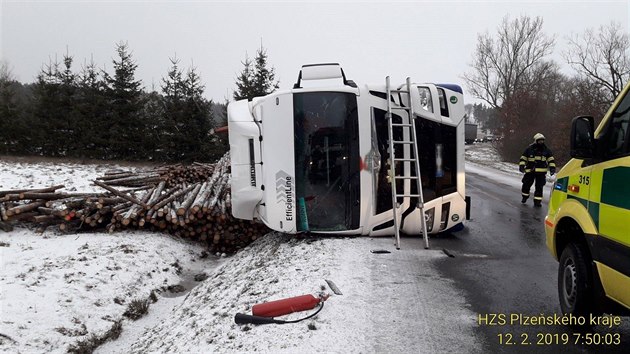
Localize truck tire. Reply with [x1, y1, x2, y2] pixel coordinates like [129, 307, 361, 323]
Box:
[558, 242, 594, 317]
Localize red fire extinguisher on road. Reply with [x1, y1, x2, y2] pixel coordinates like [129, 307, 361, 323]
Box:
[252, 294, 322, 317]
[234, 294, 328, 325]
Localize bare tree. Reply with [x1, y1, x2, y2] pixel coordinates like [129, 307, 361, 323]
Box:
[463, 15, 555, 109]
[564, 22, 630, 104]
[0, 60, 14, 82]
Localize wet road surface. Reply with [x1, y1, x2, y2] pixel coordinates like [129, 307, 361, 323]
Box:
[426, 168, 630, 353]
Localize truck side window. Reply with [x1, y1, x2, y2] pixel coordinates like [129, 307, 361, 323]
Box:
[437, 88, 449, 117]
[602, 91, 630, 160]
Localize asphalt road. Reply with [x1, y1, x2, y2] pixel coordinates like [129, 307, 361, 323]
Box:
[426, 168, 630, 353]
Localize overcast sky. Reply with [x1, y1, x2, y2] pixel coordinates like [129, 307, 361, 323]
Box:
[1, 0, 628, 103]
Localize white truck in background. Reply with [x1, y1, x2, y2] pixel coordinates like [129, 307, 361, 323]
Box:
[228, 63, 469, 239]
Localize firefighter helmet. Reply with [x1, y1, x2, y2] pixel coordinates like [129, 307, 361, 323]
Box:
[534, 133, 545, 141]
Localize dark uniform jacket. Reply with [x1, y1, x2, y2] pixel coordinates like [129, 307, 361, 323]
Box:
[519, 143, 556, 174]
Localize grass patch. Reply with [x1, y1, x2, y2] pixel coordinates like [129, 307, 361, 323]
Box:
[69, 292, 155, 353]
[0, 222, 13, 232]
[0, 241, 10, 247]
[122, 299, 150, 320]
[55, 324, 88, 337]
[67, 320, 122, 354]
[0, 333, 17, 345]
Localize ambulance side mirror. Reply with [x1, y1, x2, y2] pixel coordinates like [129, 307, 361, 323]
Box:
[570, 116, 595, 159]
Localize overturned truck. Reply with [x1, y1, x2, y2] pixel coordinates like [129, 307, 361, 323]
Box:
[228, 63, 469, 246]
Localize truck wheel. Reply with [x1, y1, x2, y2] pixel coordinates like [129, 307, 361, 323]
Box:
[558, 242, 594, 316]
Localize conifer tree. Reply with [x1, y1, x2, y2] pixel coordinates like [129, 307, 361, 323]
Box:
[161, 57, 185, 100]
[32, 56, 67, 155]
[77, 57, 108, 157]
[233, 55, 255, 101]
[253, 46, 279, 96]
[233, 45, 279, 101]
[0, 61, 19, 153]
[184, 65, 216, 161]
[141, 90, 164, 160]
[214, 99, 230, 153]
[102, 41, 145, 159]
[58, 53, 82, 154]
[161, 58, 216, 161]
[161, 56, 187, 160]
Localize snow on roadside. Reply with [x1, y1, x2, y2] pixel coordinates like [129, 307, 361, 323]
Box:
[465, 142, 521, 176]
[126, 233, 478, 353]
[0, 230, 220, 353]
[1, 228, 479, 354]
[465, 143, 557, 199]
[1, 158, 218, 353]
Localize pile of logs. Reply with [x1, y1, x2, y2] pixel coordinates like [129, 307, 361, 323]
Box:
[0, 153, 269, 253]
[155, 163, 216, 188]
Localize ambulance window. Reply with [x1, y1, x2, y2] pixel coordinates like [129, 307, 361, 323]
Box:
[603, 91, 630, 159]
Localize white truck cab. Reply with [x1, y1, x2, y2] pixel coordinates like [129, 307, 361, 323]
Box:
[228, 63, 468, 237]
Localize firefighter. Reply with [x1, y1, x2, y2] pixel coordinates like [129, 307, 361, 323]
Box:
[519, 133, 556, 207]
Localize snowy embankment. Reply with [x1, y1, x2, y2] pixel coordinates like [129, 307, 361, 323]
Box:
[465, 142, 521, 176]
[0, 230, 220, 353]
[1, 154, 483, 353]
[465, 143, 524, 188]
[115, 234, 477, 353]
[0, 158, 223, 353]
[464, 143, 556, 200]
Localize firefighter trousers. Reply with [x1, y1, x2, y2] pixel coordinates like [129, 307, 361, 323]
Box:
[521, 172, 546, 202]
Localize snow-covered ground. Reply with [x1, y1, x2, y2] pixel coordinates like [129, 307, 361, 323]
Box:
[464, 142, 556, 200]
[105, 233, 477, 354]
[464, 142, 520, 176]
[0, 158, 147, 193]
[1, 145, 523, 353]
[0, 230, 222, 353]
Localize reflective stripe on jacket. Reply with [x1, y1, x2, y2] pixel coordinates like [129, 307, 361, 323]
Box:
[519, 143, 556, 173]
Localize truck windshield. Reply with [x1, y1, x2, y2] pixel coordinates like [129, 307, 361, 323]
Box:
[293, 92, 360, 231]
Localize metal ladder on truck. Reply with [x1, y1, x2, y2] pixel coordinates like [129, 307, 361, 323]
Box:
[385, 77, 430, 250]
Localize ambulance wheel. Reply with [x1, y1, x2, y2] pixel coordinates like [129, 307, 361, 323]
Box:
[558, 242, 594, 317]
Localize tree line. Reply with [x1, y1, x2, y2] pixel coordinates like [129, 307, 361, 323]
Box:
[0, 42, 278, 162]
[464, 17, 629, 165]
[2, 18, 627, 166]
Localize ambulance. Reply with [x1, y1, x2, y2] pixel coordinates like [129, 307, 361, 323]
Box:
[545, 82, 630, 316]
[228, 63, 468, 240]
